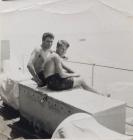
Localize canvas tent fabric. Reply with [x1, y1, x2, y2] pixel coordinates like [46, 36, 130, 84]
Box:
[1, 0, 133, 67]
[52, 113, 132, 140]
[0, 0, 133, 16]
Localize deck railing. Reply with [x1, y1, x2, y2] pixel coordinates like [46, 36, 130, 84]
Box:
[66, 60, 133, 87]
[66, 60, 133, 135]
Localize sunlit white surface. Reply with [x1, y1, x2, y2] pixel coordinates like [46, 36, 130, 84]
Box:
[0, 0, 133, 135]
[19, 79, 126, 133]
[52, 113, 131, 140]
[0, 0, 61, 13]
[99, 0, 133, 16]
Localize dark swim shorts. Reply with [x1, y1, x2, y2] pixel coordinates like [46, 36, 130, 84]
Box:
[46, 73, 74, 91]
[37, 71, 47, 87]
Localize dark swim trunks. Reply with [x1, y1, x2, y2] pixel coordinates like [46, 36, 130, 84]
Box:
[37, 71, 47, 87]
[46, 73, 74, 91]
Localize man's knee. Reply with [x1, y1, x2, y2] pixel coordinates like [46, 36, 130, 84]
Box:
[78, 77, 85, 84]
[73, 77, 84, 87]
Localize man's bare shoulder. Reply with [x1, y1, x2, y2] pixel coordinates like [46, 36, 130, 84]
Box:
[50, 52, 59, 59]
[50, 53, 62, 64]
[33, 47, 41, 53]
[31, 47, 41, 55]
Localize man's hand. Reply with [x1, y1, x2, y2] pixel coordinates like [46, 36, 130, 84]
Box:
[32, 75, 44, 87]
[72, 74, 80, 77]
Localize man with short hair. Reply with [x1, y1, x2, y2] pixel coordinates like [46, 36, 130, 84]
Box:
[56, 40, 74, 73]
[43, 40, 99, 94]
[56, 40, 69, 60]
[27, 32, 54, 87]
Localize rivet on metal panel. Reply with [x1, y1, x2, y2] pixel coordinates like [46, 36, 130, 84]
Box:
[40, 94, 48, 103]
[61, 106, 64, 110]
[32, 92, 34, 96]
[40, 99, 44, 103]
[44, 94, 48, 101]
[48, 101, 50, 104]
[68, 110, 72, 114]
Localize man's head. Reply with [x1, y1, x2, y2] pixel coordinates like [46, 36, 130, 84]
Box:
[41, 32, 54, 50]
[56, 40, 70, 58]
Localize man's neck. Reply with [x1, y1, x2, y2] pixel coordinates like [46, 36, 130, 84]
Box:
[41, 47, 50, 52]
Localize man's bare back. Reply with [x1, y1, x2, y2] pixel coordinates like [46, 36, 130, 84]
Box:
[44, 52, 59, 78]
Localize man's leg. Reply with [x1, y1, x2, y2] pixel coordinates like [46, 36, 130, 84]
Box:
[73, 77, 111, 97]
[73, 77, 97, 93]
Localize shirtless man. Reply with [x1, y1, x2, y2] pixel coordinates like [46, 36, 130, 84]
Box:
[44, 40, 99, 94]
[56, 40, 74, 73]
[56, 40, 69, 60]
[27, 32, 54, 87]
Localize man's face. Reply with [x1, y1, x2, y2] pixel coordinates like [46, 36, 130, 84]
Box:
[42, 37, 54, 50]
[56, 45, 68, 57]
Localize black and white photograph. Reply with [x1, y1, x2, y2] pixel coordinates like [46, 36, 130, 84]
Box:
[0, 0, 133, 139]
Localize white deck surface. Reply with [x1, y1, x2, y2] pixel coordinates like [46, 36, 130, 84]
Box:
[20, 80, 126, 133]
[21, 79, 125, 114]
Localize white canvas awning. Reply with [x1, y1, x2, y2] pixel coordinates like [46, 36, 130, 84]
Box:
[0, 0, 133, 16]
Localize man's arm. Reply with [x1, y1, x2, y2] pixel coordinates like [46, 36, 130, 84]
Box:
[27, 49, 42, 85]
[54, 54, 79, 78]
[62, 63, 74, 73]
